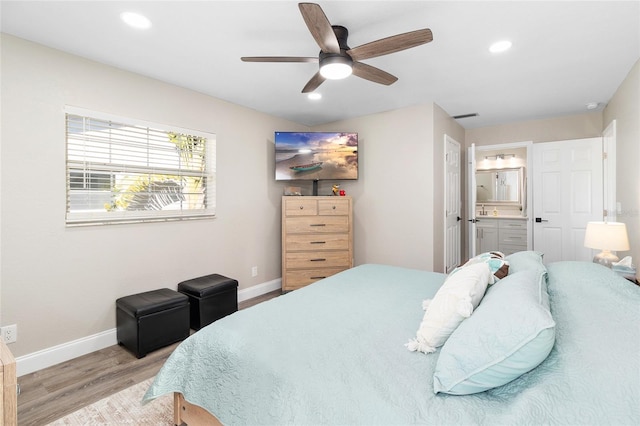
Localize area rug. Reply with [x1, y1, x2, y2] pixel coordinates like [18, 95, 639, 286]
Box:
[48, 378, 172, 425]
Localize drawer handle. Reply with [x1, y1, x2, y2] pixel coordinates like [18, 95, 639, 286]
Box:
[299, 206, 304, 209]
[310, 241, 326, 244]
[310, 224, 326, 227]
[310, 258, 326, 262]
[311, 276, 327, 280]
[332, 206, 336, 209]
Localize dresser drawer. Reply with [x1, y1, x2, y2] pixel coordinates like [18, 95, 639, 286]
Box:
[499, 219, 527, 230]
[284, 198, 318, 216]
[499, 229, 527, 245]
[284, 267, 350, 289]
[285, 216, 349, 233]
[318, 199, 350, 215]
[476, 219, 498, 229]
[285, 251, 352, 269]
[285, 233, 350, 251]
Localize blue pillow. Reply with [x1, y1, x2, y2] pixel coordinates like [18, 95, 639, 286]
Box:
[505, 250, 547, 275]
[433, 269, 555, 395]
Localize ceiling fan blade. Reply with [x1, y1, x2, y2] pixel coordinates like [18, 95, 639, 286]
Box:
[347, 28, 433, 61]
[299, 3, 340, 54]
[241, 56, 319, 63]
[352, 62, 398, 86]
[302, 71, 326, 93]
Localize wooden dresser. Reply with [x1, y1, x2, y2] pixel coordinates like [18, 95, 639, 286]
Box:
[281, 196, 353, 291]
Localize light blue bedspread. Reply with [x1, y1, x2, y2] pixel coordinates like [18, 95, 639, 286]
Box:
[143, 262, 640, 425]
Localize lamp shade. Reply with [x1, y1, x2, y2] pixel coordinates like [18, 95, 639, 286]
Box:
[584, 221, 630, 251]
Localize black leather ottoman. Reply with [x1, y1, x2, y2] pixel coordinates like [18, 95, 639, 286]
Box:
[178, 274, 238, 330]
[116, 288, 190, 358]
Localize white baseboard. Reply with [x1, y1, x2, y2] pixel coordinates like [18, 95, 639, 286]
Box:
[16, 329, 117, 377]
[238, 277, 281, 303]
[16, 278, 281, 377]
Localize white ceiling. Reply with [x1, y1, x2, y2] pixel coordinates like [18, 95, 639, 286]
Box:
[1, 1, 639, 128]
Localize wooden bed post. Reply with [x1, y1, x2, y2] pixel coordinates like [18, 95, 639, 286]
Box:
[173, 393, 183, 426]
[174, 392, 223, 426]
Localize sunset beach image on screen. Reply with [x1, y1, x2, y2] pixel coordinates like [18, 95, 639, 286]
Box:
[275, 132, 358, 181]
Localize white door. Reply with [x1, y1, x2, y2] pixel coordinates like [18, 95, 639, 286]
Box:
[532, 138, 603, 263]
[444, 135, 462, 273]
[467, 143, 477, 259]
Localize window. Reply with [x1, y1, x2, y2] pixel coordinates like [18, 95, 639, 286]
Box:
[65, 107, 216, 225]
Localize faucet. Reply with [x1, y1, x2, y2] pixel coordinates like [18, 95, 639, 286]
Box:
[480, 204, 486, 216]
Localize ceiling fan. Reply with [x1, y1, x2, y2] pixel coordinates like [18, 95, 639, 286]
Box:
[241, 2, 433, 93]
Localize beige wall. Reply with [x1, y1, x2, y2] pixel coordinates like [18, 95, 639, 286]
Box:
[0, 34, 307, 357]
[314, 104, 438, 271]
[316, 102, 464, 273]
[604, 58, 640, 277]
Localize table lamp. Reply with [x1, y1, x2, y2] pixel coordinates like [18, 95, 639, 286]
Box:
[584, 221, 630, 267]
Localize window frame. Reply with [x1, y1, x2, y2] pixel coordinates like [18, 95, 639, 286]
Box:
[65, 106, 216, 226]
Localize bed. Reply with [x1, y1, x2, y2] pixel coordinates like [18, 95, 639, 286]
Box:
[143, 251, 640, 425]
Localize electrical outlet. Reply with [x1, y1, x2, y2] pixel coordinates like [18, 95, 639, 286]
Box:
[1, 324, 17, 344]
[251, 266, 258, 277]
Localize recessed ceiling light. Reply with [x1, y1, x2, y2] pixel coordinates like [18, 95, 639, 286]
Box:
[120, 12, 152, 30]
[586, 102, 599, 110]
[489, 40, 512, 53]
[307, 93, 322, 100]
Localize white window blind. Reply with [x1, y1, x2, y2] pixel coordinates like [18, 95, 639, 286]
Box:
[65, 107, 216, 225]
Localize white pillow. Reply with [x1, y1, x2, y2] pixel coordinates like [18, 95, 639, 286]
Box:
[406, 262, 492, 354]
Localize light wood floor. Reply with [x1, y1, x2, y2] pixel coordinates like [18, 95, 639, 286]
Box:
[17, 290, 280, 425]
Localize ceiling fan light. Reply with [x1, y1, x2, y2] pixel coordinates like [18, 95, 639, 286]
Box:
[320, 63, 352, 80]
[319, 56, 353, 80]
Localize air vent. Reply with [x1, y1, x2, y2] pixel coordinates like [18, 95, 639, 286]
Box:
[453, 113, 479, 119]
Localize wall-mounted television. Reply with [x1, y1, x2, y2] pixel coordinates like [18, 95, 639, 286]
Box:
[275, 132, 358, 183]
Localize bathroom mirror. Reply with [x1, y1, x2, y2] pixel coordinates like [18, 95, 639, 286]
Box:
[476, 167, 523, 204]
